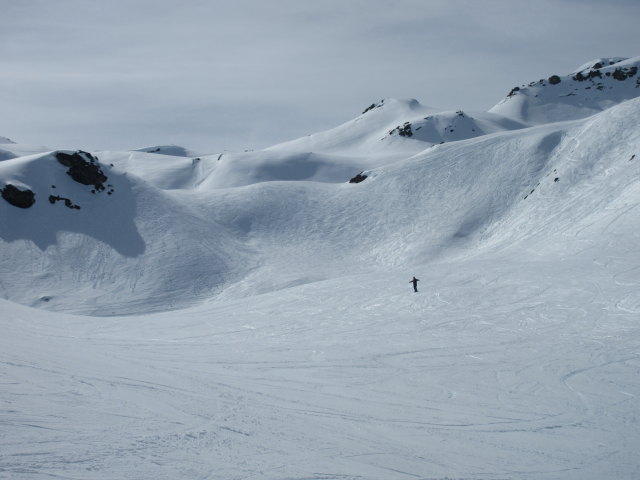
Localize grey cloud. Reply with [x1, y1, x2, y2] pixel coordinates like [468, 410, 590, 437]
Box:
[0, 0, 638, 152]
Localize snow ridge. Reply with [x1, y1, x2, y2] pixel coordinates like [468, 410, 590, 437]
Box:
[490, 55, 640, 124]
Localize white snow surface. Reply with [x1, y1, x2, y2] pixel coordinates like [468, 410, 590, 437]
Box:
[132, 145, 201, 158]
[1, 58, 640, 479]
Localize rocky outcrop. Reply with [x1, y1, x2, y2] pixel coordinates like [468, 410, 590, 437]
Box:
[1, 184, 36, 208]
[48, 195, 81, 210]
[362, 99, 385, 114]
[571, 65, 636, 83]
[573, 69, 603, 82]
[1, 150, 116, 213]
[55, 151, 108, 191]
[349, 172, 368, 184]
[612, 66, 638, 81]
[389, 122, 413, 137]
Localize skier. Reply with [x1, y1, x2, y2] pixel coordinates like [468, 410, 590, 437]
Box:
[410, 276, 419, 293]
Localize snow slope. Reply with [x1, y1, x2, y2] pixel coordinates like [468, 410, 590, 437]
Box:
[0, 151, 251, 314]
[265, 98, 526, 160]
[133, 144, 201, 157]
[1, 57, 640, 479]
[2, 251, 639, 480]
[0, 148, 17, 161]
[4, 98, 638, 313]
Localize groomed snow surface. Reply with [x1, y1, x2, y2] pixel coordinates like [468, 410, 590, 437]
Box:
[2, 58, 640, 479]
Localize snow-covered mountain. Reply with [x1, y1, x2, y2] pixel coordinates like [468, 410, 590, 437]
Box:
[490, 56, 640, 124]
[2, 56, 639, 313]
[1, 57, 640, 479]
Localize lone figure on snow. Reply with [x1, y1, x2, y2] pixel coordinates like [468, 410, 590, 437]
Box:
[410, 276, 419, 293]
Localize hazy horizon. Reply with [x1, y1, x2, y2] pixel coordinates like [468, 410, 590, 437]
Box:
[1, 0, 638, 153]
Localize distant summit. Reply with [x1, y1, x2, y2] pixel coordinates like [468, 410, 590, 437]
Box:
[267, 96, 525, 156]
[490, 55, 640, 124]
[572, 57, 629, 73]
[132, 145, 199, 157]
[0, 136, 16, 144]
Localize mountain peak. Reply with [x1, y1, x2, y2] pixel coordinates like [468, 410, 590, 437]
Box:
[360, 97, 423, 115]
[489, 55, 640, 124]
[573, 57, 629, 73]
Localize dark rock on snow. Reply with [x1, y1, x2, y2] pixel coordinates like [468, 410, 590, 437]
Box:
[1, 184, 36, 208]
[573, 69, 602, 82]
[49, 195, 81, 210]
[362, 99, 385, 114]
[362, 103, 377, 114]
[349, 172, 368, 184]
[55, 151, 108, 191]
[612, 66, 637, 81]
[389, 122, 413, 137]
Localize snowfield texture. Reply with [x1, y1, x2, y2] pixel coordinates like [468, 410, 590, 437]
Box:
[1, 56, 640, 479]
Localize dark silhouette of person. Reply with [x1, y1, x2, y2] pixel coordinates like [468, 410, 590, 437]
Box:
[410, 276, 419, 292]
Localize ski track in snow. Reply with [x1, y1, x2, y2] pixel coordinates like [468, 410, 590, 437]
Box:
[1, 255, 639, 480]
[2, 58, 640, 479]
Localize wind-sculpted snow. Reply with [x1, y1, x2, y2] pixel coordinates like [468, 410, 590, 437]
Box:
[133, 144, 200, 157]
[1, 58, 640, 479]
[96, 150, 211, 190]
[200, 150, 375, 188]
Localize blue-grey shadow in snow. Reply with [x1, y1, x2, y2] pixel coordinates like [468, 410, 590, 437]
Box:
[0, 164, 145, 257]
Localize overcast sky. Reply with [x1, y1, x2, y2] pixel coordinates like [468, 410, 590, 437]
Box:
[1, 0, 638, 153]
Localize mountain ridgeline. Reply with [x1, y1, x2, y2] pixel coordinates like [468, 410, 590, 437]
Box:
[1, 56, 639, 314]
